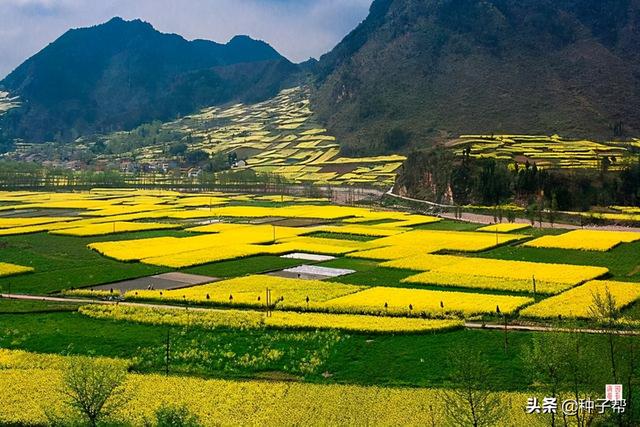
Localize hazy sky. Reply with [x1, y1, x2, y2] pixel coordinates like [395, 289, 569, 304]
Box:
[0, 0, 373, 78]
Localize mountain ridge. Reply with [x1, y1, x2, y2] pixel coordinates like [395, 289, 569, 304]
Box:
[312, 0, 640, 155]
[0, 17, 299, 142]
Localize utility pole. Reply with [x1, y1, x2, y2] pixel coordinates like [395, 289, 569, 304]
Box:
[266, 288, 272, 317]
[164, 327, 171, 376]
[503, 313, 509, 353]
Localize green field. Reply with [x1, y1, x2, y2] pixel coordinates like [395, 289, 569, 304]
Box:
[476, 241, 640, 282]
[0, 231, 188, 294]
[0, 298, 624, 392]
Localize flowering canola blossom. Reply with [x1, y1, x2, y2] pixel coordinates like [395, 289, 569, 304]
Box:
[323, 286, 533, 316]
[523, 229, 640, 251]
[78, 304, 464, 333]
[128, 274, 366, 310]
[348, 230, 527, 260]
[87, 222, 381, 268]
[520, 280, 640, 319]
[476, 223, 531, 233]
[392, 255, 608, 294]
[305, 224, 404, 237]
[0, 262, 34, 277]
[0, 349, 540, 427]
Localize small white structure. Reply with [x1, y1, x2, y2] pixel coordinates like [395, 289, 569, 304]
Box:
[281, 253, 336, 262]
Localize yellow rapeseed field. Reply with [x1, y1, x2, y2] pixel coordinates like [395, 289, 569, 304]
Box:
[0, 355, 538, 426]
[346, 245, 430, 260]
[394, 255, 608, 294]
[0, 349, 130, 371]
[520, 280, 640, 319]
[79, 304, 264, 330]
[308, 225, 403, 237]
[323, 286, 533, 316]
[128, 275, 366, 310]
[523, 229, 640, 251]
[78, 304, 464, 334]
[266, 311, 463, 333]
[0, 262, 34, 278]
[476, 223, 531, 233]
[89, 225, 306, 263]
[372, 229, 527, 250]
[348, 230, 525, 260]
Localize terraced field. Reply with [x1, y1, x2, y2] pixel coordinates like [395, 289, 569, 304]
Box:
[449, 134, 639, 170]
[107, 87, 404, 187]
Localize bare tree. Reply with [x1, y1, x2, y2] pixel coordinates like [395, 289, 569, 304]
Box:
[440, 348, 507, 427]
[589, 287, 620, 383]
[524, 332, 571, 427]
[60, 358, 128, 427]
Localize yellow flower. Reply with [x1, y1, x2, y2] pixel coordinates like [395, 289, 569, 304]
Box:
[391, 255, 608, 294]
[323, 286, 533, 316]
[524, 230, 640, 251]
[128, 275, 365, 310]
[0, 262, 33, 277]
[521, 280, 640, 319]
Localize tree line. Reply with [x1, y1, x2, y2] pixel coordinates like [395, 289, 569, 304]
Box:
[397, 147, 640, 210]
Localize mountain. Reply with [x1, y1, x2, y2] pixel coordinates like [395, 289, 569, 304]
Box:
[0, 17, 299, 142]
[313, 0, 640, 155]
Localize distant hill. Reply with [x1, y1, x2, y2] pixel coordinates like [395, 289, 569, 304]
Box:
[312, 0, 640, 155]
[0, 17, 299, 142]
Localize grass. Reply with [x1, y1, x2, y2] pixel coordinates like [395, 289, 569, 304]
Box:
[512, 226, 567, 238]
[348, 218, 400, 226]
[317, 257, 536, 296]
[303, 231, 377, 241]
[326, 329, 535, 389]
[0, 298, 81, 314]
[331, 266, 417, 287]
[0, 230, 192, 294]
[183, 255, 304, 278]
[474, 241, 640, 282]
[316, 257, 379, 271]
[623, 300, 640, 320]
[0, 300, 629, 391]
[413, 220, 480, 231]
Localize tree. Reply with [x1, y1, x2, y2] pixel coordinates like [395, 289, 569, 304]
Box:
[440, 348, 506, 427]
[525, 202, 536, 226]
[185, 150, 209, 165]
[524, 332, 570, 427]
[548, 193, 558, 227]
[169, 143, 188, 157]
[383, 128, 411, 151]
[204, 153, 230, 173]
[60, 358, 128, 427]
[589, 287, 621, 384]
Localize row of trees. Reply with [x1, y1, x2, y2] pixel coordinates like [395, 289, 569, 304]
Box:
[0, 160, 294, 192]
[398, 147, 640, 210]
